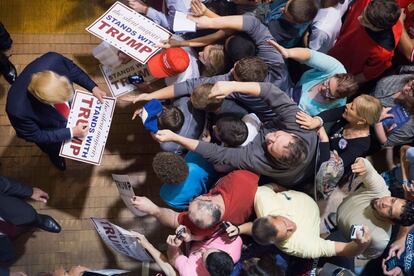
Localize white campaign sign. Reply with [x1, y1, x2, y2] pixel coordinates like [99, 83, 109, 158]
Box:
[112, 174, 146, 217]
[86, 1, 171, 64]
[59, 90, 116, 165]
[100, 60, 156, 97]
[91, 218, 153, 262]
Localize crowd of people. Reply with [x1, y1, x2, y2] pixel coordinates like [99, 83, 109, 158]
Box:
[2, 0, 414, 275]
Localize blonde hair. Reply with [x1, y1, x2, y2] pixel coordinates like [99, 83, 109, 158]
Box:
[190, 83, 224, 112]
[28, 71, 74, 104]
[354, 94, 382, 125]
[203, 45, 226, 77]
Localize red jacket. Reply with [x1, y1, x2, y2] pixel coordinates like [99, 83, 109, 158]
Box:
[329, 0, 402, 81]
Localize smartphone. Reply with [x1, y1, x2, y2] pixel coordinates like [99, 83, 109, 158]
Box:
[385, 256, 399, 271]
[128, 74, 144, 85]
[175, 227, 186, 240]
[350, 224, 364, 240]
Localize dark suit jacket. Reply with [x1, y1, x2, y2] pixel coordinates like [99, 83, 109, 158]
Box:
[0, 176, 37, 267]
[6, 52, 97, 147]
[0, 176, 35, 225]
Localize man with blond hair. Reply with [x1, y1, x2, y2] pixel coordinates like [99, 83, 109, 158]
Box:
[6, 52, 107, 170]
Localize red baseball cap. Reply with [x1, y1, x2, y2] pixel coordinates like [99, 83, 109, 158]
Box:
[147, 48, 190, 78]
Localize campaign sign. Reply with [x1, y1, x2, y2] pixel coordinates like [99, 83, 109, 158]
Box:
[91, 218, 153, 262]
[86, 1, 171, 64]
[59, 90, 116, 165]
[112, 174, 146, 217]
[100, 60, 156, 97]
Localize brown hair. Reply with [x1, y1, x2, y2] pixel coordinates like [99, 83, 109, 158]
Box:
[287, 0, 319, 24]
[234, 57, 268, 82]
[152, 152, 189, 184]
[158, 106, 184, 132]
[334, 73, 358, 98]
[190, 83, 224, 112]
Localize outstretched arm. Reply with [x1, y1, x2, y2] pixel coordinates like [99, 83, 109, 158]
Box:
[158, 30, 229, 48]
[120, 85, 175, 104]
[190, 15, 244, 31]
[334, 225, 372, 257]
[131, 196, 179, 228]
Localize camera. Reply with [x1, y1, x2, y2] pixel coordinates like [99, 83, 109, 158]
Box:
[350, 224, 364, 240]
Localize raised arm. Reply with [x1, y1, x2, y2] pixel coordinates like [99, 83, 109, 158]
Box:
[154, 128, 256, 171]
[131, 231, 177, 276]
[120, 85, 175, 104]
[351, 158, 388, 193]
[190, 15, 244, 31]
[159, 30, 229, 48]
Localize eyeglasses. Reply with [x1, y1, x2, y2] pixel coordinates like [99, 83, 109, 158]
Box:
[403, 80, 414, 96]
[320, 79, 336, 100]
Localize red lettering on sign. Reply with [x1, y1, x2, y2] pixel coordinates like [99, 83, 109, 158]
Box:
[98, 20, 111, 30]
[139, 46, 152, 53]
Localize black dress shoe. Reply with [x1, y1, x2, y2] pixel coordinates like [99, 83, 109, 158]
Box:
[36, 214, 61, 233]
[49, 155, 66, 171]
[0, 52, 16, 84]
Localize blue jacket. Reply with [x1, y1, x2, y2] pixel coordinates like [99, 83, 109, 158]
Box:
[6, 52, 97, 146]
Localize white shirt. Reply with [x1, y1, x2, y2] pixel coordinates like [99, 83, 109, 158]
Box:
[309, 0, 352, 53]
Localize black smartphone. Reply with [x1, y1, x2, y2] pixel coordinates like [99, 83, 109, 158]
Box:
[385, 256, 399, 271]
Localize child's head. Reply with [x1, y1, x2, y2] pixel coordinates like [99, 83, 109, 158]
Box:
[214, 116, 248, 147]
[199, 44, 229, 76]
[204, 249, 235, 276]
[225, 33, 256, 63]
[359, 0, 401, 31]
[157, 106, 184, 132]
[283, 0, 319, 24]
[191, 83, 224, 112]
[152, 152, 189, 184]
[233, 57, 268, 82]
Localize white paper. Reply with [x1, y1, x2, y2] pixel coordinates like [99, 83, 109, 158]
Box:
[91, 218, 153, 262]
[87, 269, 130, 276]
[112, 174, 146, 217]
[86, 2, 171, 64]
[59, 90, 116, 165]
[100, 60, 156, 98]
[173, 11, 196, 32]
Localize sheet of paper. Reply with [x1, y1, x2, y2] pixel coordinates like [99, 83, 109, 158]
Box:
[86, 269, 130, 276]
[112, 174, 146, 217]
[173, 11, 196, 32]
[59, 90, 116, 165]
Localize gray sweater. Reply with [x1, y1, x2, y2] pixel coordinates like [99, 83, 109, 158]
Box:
[372, 74, 414, 147]
[194, 83, 317, 186]
[173, 16, 292, 122]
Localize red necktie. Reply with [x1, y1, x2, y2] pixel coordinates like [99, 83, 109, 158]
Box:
[54, 103, 70, 119]
[0, 220, 18, 238]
